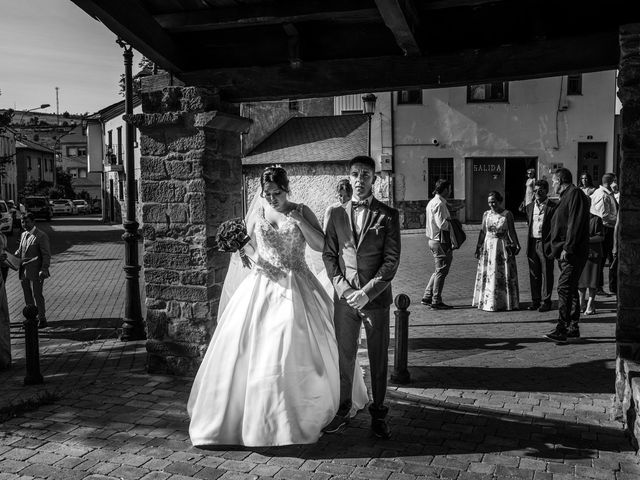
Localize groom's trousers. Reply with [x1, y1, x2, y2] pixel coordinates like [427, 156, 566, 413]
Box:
[334, 300, 390, 416]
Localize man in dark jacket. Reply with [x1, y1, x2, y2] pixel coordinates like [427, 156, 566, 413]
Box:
[525, 179, 557, 312]
[545, 168, 590, 343]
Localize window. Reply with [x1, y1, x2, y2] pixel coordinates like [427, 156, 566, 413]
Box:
[118, 180, 124, 201]
[27, 156, 32, 169]
[467, 82, 509, 103]
[79, 169, 87, 178]
[117, 127, 123, 163]
[567, 74, 582, 95]
[67, 146, 78, 156]
[397, 89, 422, 105]
[428, 158, 454, 199]
[78, 147, 87, 156]
[107, 130, 113, 150]
[288, 100, 299, 111]
[69, 168, 78, 178]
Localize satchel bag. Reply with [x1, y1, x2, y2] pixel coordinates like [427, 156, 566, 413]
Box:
[449, 218, 467, 250]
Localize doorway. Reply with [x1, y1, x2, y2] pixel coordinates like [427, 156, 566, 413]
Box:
[466, 157, 537, 222]
[578, 142, 606, 186]
[504, 157, 537, 220]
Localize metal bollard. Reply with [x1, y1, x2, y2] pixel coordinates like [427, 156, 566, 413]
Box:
[23, 304, 44, 385]
[390, 294, 411, 384]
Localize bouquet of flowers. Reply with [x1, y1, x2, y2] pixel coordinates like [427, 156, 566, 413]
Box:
[215, 218, 252, 268]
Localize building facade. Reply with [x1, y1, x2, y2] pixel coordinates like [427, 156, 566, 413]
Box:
[381, 71, 617, 225]
[58, 125, 101, 201]
[14, 138, 55, 199]
[86, 99, 142, 223]
[0, 132, 17, 203]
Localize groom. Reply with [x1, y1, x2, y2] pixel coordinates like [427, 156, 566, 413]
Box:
[323, 155, 401, 438]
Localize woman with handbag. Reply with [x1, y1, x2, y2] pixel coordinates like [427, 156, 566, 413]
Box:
[473, 191, 521, 311]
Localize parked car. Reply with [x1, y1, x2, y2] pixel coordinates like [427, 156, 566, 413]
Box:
[73, 199, 91, 214]
[51, 199, 78, 215]
[0, 201, 13, 235]
[24, 196, 53, 221]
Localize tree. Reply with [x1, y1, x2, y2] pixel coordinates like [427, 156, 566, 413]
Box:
[119, 56, 156, 97]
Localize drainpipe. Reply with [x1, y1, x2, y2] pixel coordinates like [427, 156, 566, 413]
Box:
[389, 92, 396, 208]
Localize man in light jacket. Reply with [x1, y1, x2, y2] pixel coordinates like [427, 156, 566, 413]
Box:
[16, 213, 51, 328]
[422, 179, 454, 310]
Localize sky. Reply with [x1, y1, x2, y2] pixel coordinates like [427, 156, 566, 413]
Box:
[0, 0, 141, 116]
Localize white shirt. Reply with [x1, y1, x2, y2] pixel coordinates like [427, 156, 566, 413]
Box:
[425, 194, 451, 242]
[531, 199, 547, 239]
[351, 195, 373, 235]
[590, 185, 618, 227]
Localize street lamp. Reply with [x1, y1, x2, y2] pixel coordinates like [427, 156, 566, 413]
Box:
[16, 104, 51, 125]
[362, 94, 377, 156]
[117, 37, 145, 342]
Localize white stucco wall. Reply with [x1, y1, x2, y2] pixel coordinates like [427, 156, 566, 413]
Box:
[390, 71, 617, 206]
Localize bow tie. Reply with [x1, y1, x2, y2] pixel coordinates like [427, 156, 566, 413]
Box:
[353, 200, 369, 209]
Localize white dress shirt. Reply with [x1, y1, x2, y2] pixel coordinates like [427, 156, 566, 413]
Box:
[425, 194, 451, 242]
[351, 195, 373, 236]
[590, 185, 618, 227]
[531, 199, 547, 239]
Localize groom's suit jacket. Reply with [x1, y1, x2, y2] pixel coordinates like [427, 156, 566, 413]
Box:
[323, 197, 401, 309]
[16, 228, 51, 281]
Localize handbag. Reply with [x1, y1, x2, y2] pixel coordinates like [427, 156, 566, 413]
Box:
[449, 218, 466, 250]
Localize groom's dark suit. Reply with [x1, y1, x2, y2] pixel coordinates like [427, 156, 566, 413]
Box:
[323, 197, 401, 418]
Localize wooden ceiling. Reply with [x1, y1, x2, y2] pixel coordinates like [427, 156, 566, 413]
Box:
[71, 0, 638, 102]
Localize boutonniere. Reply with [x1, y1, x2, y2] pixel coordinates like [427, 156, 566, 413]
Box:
[371, 213, 384, 235]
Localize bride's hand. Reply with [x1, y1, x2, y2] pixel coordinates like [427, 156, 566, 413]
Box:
[287, 205, 304, 224]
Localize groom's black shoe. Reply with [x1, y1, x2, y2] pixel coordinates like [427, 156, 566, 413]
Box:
[371, 419, 391, 439]
[322, 415, 348, 434]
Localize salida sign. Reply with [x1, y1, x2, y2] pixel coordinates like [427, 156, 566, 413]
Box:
[473, 162, 503, 174]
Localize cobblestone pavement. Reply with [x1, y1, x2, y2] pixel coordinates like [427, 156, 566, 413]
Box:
[1, 219, 637, 480]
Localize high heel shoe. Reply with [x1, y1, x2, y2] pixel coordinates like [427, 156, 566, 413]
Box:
[584, 308, 596, 316]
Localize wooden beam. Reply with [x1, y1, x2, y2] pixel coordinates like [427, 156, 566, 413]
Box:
[178, 31, 619, 102]
[70, 0, 185, 73]
[154, 1, 380, 32]
[373, 0, 421, 56]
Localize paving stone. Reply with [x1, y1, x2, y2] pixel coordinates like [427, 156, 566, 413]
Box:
[219, 459, 256, 473]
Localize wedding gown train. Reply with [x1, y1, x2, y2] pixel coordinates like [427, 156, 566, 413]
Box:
[188, 210, 368, 447]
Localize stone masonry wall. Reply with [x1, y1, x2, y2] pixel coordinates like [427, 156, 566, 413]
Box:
[128, 86, 250, 375]
[615, 23, 640, 452]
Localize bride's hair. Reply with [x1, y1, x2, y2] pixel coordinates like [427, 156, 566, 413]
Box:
[261, 166, 290, 193]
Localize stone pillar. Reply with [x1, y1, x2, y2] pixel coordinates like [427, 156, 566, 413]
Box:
[615, 23, 640, 451]
[128, 86, 251, 375]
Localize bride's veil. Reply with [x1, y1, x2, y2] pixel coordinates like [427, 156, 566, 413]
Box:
[216, 193, 263, 319]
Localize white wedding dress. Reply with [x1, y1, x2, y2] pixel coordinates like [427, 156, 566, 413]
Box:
[188, 207, 368, 447]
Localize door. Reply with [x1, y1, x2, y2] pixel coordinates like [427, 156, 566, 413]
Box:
[468, 157, 505, 222]
[109, 179, 115, 222]
[578, 142, 606, 185]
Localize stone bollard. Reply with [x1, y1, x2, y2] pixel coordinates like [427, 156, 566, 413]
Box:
[22, 304, 43, 385]
[390, 294, 411, 384]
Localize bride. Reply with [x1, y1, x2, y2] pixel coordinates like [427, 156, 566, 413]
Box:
[188, 166, 367, 447]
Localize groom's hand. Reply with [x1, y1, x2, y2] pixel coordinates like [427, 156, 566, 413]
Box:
[346, 290, 369, 310]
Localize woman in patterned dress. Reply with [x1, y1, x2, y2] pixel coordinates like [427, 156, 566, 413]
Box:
[472, 191, 521, 311]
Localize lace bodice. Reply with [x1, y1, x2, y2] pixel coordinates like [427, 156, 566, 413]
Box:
[485, 210, 509, 238]
[254, 208, 311, 281]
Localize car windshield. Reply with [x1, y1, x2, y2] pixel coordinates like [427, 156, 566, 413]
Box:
[73, 201, 83, 205]
[53, 200, 67, 205]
